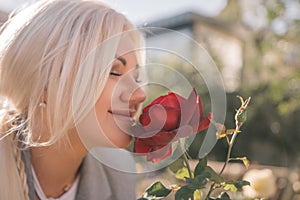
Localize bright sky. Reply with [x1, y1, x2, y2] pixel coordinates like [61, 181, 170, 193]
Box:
[0, 0, 227, 24]
[101, 0, 227, 24]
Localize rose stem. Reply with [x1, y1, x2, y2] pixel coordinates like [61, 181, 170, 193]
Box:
[205, 124, 241, 199]
[205, 111, 245, 199]
[179, 140, 193, 178]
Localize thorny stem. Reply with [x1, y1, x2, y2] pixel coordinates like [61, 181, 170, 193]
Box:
[179, 140, 194, 200]
[205, 96, 250, 199]
[219, 124, 241, 175]
[205, 124, 241, 199]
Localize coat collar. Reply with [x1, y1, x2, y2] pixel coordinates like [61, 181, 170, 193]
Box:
[21, 149, 113, 200]
[22, 148, 137, 200]
[75, 154, 113, 200]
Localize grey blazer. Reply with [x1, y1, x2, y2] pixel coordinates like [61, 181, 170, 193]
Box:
[22, 149, 137, 200]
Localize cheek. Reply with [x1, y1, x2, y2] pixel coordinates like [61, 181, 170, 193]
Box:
[94, 84, 132, 148]
[105, 115, 133, 148]
[94, 107, 132, 148]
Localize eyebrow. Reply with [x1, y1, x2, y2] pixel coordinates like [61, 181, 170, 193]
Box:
[115, 54, 127, 66]
[115, 54, 141, 70]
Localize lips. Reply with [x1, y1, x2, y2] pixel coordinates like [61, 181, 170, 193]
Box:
[108, 110, 136, 123]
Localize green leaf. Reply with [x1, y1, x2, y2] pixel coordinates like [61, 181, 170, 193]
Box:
[194, 158, 223, 184]
[223, 183, 237, 192]
[237, 109, 248, 123]
[222, 180, 250, 192]
[235, 96, 251, 126]
[233, 180, 250, 190]
[143, 181, 172, 199]
[204, 166, 224, 183]
[175, 167, 194, 181]
[194, 156, 207, 176]
[169, 157, 185, 174]
[193, 190, 202, 200]
[175, 186, 194, 200]
[137, 198, 148, 200]
[186, 173, 210, 190]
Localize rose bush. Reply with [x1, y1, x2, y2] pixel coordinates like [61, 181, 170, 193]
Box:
[136, 96, 252, 200]
[132, 89, 212, 162]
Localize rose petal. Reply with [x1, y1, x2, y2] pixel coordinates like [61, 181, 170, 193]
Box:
[140, 105, 181, 131]
[163, 108, 181, 131]
[140, 104, 166, 130]
[146, 144, 172, 162]
[135, 131, 175, 146]
[143, 95, 165, 112]
[134, 138, 152, 154]
[130, 125, 146, 137]
[180, 89, 198, 126]
[173, 125, 194, 140]
[197, 113, 213, 132]
[131, 127, 161, 138]
[159, 93, 185, 109]
[197, 95, 204, 119]
[143, 92, 186, 113]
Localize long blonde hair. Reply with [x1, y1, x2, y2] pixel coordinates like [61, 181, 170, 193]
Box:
[0, 0, 144, 199]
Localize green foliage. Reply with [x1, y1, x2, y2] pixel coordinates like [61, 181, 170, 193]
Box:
[236, 109, 247, 124]
[223, 180, 250, 192]
[174, 186, 195, 200]
[186, 173, 210, 190]
[138, 96, 252, 200]
[194, 157, 224, 184]
[169, 158, 185, 174]
[194, 157, 207, 176]
[223, 183, 237, 192]
[141, 181, 172, 199]
[175, 167, 194, 181]
[233, 180, 250, 190]
[203, 166, 224, 183]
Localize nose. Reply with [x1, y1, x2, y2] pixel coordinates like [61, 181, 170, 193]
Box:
[118, 74, 146, 108]
[129, 87, 146, 106]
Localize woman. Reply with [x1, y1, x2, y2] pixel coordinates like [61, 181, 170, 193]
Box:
[0, 0, 146, 199]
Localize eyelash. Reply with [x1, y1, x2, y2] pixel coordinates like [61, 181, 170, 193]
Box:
[110, 72, 121, 77]
[110, 72, 142, 83]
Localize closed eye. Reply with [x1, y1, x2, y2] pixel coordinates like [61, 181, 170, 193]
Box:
[110, 72, 122, 76]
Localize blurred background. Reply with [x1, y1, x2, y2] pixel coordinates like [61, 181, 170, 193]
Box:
[1, 0, 299, 199]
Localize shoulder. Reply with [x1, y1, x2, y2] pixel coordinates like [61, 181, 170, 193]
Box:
[76, 149, 137, 200]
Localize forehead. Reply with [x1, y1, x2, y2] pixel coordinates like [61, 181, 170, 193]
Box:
[116, 34, 136, 57]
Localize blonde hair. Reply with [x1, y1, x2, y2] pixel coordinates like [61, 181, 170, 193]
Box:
[0, 0, 144, 199]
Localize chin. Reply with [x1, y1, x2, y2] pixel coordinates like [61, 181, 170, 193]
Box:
[109, 132, 133, 148]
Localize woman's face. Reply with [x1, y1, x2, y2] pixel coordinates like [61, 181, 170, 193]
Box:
[34, 34, 145, 153]
[74, 34, 146, 149]
[93, 35, 146, 148]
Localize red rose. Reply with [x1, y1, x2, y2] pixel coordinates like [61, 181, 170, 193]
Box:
[133, 89, 212, 162]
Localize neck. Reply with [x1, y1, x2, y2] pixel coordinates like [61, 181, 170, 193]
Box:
[30, 131, 87, 198]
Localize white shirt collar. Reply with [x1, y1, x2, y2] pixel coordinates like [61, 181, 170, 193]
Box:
[31, 166, 80, 200]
